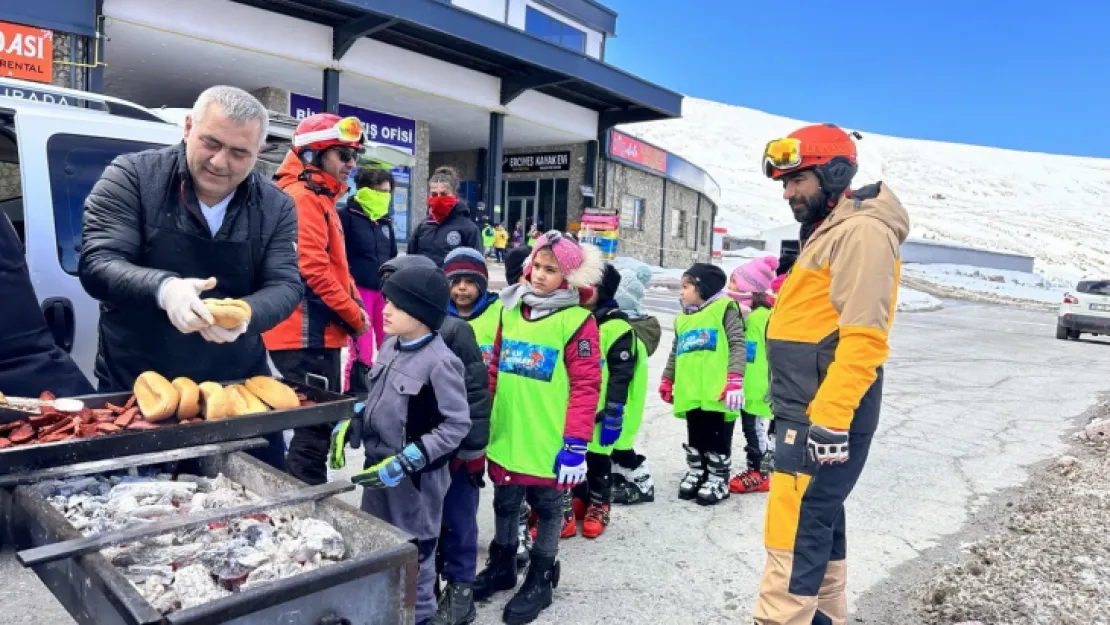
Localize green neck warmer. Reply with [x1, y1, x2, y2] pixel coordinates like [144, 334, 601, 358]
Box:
[353, 187, 391, 221]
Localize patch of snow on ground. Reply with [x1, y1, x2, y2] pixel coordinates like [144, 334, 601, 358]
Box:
[903, 263, 1067, 305]
[898, 286, 943, 312]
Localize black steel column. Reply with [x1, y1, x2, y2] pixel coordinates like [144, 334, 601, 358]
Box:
[583, 139, 598, 209]
[659, 178, 668, 267]
[322, 69, 340, 114]
[485, 112, 505, 224]
[476, 147, 488, 220]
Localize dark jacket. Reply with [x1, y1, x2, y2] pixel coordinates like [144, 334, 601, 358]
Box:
[338, 201, 397, 291]
[406, 200, 483, 267]
[79, 143, 302, 334]
[0, 213, 94, 398]
[439, 317, 491, 457]
[595, 305, 637, 409]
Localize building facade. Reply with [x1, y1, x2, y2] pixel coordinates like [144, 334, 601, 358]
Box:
[2, 0, 718, 266]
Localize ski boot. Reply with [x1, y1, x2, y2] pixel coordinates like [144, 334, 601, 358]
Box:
[429, 580, 477, 625]
[696, 452, 731, 506]
[581, 502, 610, 539]
[502, 552, 560, 625]
[678, 445, 706, 501]
[729, 468, 770, 494]
[613, 461, 655, 504]
[516, 503, 532, 568]
[473, 541, 518, 602]
[559, 490, 578, 538]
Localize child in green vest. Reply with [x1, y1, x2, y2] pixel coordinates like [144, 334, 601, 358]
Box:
[566, 263, 647, 538]
[659, 263, 746, 506]
[610, 265, 662, 504]
[725, 256, 779, 494]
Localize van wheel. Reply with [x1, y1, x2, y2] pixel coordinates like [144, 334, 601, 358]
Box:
[1069, 330, 1082, 340]
[1056, 323, 1068, 339]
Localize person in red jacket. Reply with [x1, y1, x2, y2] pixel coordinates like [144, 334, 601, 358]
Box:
[472, 231, 602, 625]
[264, 114, 369, 485]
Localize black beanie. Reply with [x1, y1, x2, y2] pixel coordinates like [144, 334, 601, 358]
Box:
[683, 263, 727, 301]
[596, 263, 622, 304]
[381, 265, 449, 331]
[505, 246, 532, 285]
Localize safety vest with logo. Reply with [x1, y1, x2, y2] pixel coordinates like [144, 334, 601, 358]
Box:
[588, 315, 649, 454]
[672, 297, 740, 421]
[468, 299, 503, 367]
[487, 305, 591, 478]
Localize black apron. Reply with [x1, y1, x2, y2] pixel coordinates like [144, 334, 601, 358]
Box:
[95, 184, 269, 391]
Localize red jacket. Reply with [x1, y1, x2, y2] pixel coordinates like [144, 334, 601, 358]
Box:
[263, 152, 367, 350]
[487, 304, 600, 488]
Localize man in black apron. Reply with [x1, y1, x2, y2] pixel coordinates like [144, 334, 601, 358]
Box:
[78, 86, 303, 468]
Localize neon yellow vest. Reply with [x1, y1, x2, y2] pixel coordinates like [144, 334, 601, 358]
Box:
[467, 299, 502, 367]
[672, 297, 739, 421]
[588, 316, 648, 454]
[743, 306, 773, 418]
[487, 304, 592, 478]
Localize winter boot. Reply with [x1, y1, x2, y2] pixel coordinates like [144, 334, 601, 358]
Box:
[729, 468, 770, 494]
[613, 462, 655, 504]
[696, 452, 731, 506]
[502, 553, 561, 625]
[516, 503, 532, 567]
[559, 490, 577, 539]
[581, 502, 610, 539]
[473, 541, 518, 602]
[678, 445, 706, 501]
[429, 581, 477, 625]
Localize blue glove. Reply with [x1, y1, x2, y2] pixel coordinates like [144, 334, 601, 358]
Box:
[599, 403, 624, 447]
[552, 437, 587, 487]
[352, 443, 427, 489]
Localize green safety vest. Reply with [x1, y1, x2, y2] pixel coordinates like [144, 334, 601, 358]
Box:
[672, 297, 740, 421]
[482, 227, 495, 248]
[487, 304, 592, 478]
[467, 299, 503, 366]
[588, 315, 649, 454]
[743, 306, 773, 418]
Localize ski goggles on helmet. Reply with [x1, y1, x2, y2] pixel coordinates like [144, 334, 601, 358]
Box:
[761, 137, 803, 178]
[294, 116, 366, 148]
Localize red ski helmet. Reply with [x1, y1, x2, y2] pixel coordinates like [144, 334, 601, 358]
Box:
[763, 123, 859, 199]
[293, 114, 365, 156]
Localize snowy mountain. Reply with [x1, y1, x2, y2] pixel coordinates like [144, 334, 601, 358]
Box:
[621, 98, 1110, 282]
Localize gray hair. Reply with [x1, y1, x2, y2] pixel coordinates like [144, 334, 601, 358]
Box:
[191, 86, 269, 145]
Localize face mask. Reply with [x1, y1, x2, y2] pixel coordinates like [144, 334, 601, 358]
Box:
[354, 187, 391, 221]
[427, 195, 457, 223]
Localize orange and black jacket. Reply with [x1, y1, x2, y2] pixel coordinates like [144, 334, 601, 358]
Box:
[263, 151, 368, 350]
[766, 182, 909, 433]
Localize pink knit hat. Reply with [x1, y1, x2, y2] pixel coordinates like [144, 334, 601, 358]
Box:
[731, 256, 779, 293]
[525, 230, 603, 288]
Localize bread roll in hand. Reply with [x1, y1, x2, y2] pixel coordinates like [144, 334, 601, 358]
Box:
[203, 299, 251, 329]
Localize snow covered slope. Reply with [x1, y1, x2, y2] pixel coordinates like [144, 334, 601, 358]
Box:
[621, 99, 1110, 282]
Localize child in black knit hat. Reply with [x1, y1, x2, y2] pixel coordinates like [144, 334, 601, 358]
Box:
[659, 262, 746, 506]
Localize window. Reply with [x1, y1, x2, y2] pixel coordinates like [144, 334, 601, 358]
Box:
[620, 194, 644, 230]
[47, 134, 162, 275]
[525, 7, 587, 54]
[671, 209, 686, 238]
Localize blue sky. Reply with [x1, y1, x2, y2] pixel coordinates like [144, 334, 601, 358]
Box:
[603, 0, 1110, 158]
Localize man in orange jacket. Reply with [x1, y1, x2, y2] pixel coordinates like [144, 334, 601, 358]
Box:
[264, 113, 370, 485]
[753, 124, 909, 625]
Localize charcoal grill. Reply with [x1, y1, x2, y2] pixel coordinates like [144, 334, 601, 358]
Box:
[0, 380, 356, 474]
[8, 448, 418, 625]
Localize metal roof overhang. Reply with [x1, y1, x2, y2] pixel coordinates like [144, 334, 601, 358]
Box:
[229, 0, 682, 128]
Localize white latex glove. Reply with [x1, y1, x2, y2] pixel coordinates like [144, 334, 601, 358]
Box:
[158, 277, 217, 334]
[198, 321, 248, 344]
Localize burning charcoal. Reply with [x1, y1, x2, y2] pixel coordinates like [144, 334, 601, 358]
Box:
[109, 481, 196, 506]
[128, 504, 179, 520]
[124, 564, 175, 586]
[136, 580, 180, 615]
[239, 520, 277, 546]
[292, 518, 346, 560]
[57, 476, 102, 498]
[173, 564, 230, 610]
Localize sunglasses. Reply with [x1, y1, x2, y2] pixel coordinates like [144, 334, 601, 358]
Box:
[331, 146, 364, 164]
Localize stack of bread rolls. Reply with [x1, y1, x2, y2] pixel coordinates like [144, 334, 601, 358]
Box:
[132, 372, 300, 422]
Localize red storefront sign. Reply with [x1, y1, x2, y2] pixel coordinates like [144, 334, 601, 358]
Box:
[609, 130, 666, 173]
[0, 21, 53, 83]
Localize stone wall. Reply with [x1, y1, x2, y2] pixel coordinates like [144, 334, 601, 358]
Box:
[51, 31, 89, 90]
[428, 150, 479, 182]
[0, 163, 21, 201]
[408, 119, 431, 234]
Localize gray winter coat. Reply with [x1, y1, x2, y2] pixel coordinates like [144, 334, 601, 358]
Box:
[359, 334, 471, 540]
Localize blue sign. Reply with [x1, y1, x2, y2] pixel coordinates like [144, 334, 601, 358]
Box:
[666, 153, 721, 203]
[289, 93, 416, 153]
[392, 167, 411, 186]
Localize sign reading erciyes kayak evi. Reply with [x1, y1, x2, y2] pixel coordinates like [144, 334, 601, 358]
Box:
[502, 151, 571, 173]
[290, 93, 416, 153]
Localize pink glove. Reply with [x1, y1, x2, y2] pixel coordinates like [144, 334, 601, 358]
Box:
[659, 378, 674, 404]
[719, 373, 744, 411]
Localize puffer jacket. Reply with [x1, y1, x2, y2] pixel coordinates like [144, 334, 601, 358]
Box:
[767, 182, 909, 433]
[406, 200, 483, 267]
[339, 197, 396, 291]
[79, 143, 302, 333]
[263, 152, 368, 350]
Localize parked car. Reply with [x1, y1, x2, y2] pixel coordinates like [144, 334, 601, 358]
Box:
[1057, 280, 1110, 340]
